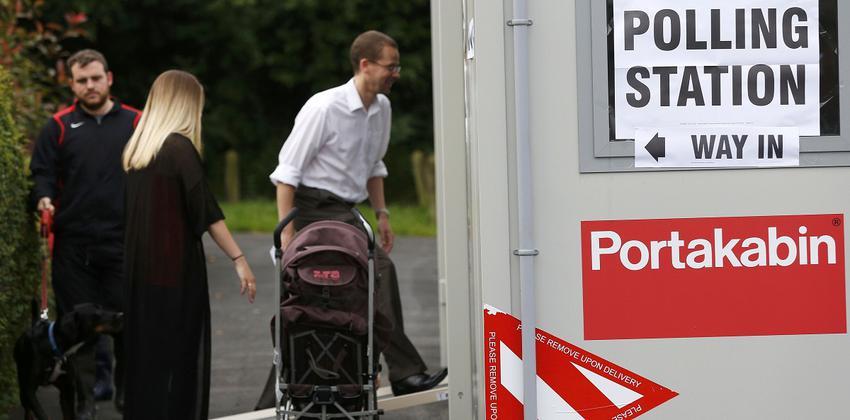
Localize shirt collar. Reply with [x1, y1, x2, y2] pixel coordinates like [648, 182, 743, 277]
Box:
[344, 78, 365, 113]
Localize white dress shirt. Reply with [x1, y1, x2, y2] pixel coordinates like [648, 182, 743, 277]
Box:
[269, 79, 391, 203]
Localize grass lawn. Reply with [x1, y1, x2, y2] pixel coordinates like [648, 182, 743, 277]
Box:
[219, 199, 436, 237]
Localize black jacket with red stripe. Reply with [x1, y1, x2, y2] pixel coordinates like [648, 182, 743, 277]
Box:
[30, 99, 141, 241]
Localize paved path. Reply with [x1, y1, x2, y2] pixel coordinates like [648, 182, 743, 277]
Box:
[8, 234, 447, 419]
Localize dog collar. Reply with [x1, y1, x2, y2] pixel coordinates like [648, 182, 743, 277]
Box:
[47, 321, 62, 356]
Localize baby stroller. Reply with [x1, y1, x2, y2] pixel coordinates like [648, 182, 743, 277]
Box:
[272, 208, 383, 419]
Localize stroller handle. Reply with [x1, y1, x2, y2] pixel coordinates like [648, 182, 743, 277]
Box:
[273, 207, 300, 251]
[350, 207, 376, 252]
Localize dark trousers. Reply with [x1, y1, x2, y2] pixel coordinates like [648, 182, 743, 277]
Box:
[293, 186, 428, 381]
[52, 235, 125, 407]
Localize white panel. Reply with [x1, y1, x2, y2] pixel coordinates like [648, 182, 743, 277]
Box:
[451, 0, 850, 418]
[431, 0, 476, 418]
[526, 0, 850, 419]
[470, 1, 513, 311]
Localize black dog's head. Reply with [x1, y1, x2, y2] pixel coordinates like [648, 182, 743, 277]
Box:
[58, 303, 124, 343]
[26, 300, 123, 350]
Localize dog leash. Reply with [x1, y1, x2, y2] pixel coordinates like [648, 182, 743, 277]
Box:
[40, 209, 53, 321]
[39, 211, 81, 384]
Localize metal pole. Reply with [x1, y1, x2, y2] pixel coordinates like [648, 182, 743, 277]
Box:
[274, 252, 282, 420]
[366, 249, 375, 386]
[508, 0, 537, 418]
[273, 209, 298, 419]
[351, 208, 377, 414]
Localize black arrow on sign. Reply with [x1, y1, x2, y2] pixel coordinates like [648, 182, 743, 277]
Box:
[645, 133, 666, 162]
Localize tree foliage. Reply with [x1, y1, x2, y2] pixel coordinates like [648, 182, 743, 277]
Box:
[0, 0, 87, 141]
[1, 2, 78, 411]
[0, 64, 42, 413]
[70, 0, 432, 201]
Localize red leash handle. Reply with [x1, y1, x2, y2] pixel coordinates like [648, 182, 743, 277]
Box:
[40, 209, 52, 237]
[39, 209, 53, 319]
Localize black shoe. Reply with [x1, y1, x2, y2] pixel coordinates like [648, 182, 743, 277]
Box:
[391, 368, 448, 396]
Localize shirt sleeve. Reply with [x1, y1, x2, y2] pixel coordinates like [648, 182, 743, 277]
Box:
[170, 135, 224, 237]
[29, 118, 62, 207]
[368, 98, 391, 179]
[269, 99, 328, 186]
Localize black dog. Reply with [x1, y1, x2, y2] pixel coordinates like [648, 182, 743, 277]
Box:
[14, 302, 123, 420]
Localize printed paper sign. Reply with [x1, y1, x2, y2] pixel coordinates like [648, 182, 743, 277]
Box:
[484, 306, 677, 419]
[581, 214, 846, 340]
[613, 1, 820, 139]
[634, 126, 799, 167]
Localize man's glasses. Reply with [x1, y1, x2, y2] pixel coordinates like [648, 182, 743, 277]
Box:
[370, 60, 402, 73]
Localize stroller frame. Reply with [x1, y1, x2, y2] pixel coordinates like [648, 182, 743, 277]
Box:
[272, 208, 382, 420]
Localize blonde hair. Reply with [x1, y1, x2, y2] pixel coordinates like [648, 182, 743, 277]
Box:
[123, 70, 205, 171]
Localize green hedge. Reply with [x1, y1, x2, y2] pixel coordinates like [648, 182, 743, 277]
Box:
[0, 67, 42, 411]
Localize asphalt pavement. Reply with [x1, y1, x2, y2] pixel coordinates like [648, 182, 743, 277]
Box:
[8, 233, 447, 420]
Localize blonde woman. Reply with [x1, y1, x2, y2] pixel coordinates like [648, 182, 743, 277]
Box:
[121, 70, 255, 419]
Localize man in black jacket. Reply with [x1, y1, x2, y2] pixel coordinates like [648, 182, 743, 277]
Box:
[30, 49, 140, 419]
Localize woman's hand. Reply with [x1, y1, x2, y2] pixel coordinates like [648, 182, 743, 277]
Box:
[234, 256, 256, 303]
[207, 220, 256, 303]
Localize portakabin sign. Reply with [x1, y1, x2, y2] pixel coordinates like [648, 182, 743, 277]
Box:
[613, 0, 820, 139]
[581, 214, 846, 340]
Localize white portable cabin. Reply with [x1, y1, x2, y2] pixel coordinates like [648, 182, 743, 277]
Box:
[432, 0, 850, 418]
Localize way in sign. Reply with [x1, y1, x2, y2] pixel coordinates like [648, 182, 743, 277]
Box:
[691, 133, 784, 160]
[634, 126, 799, 168]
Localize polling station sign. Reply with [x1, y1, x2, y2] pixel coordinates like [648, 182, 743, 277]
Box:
[581, 214, 846, 340]
[613, 1, 820, 140]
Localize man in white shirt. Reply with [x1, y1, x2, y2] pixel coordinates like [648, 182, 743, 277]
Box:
[270, 30, 447, 396]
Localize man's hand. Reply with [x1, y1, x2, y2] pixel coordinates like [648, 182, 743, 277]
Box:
[377, 213, 394, 253]
[280, 224, 296, 251]
[366, 177, 393, 253]
[37, 197, 55, 216]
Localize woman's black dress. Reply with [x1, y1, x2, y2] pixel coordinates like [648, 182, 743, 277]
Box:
[123, 134, 224, 419]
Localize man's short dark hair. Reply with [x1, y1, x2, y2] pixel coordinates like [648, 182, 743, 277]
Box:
[350, 30, 397, 73]
[67, 49, 109, 73]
